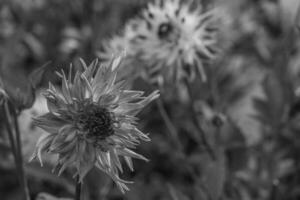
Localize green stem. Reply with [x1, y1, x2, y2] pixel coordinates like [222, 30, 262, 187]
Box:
[10, 103, 30, 200]
[75, 177, 82, 200]
[156, 99, 183, 151]
[3, 102, 20, 183]
[184, 79, 216, 160]
[4, 101, 30, 200]
[269, 179, 280, 200]
[3, 102, 18, 161]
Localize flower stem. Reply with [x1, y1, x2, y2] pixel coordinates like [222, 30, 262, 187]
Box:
[3, 102, 20, 182]
[3, 101, 30, 200]
[10, 105, 30, 200]
[156, 99, 183, 151]
[184, 79, 216, 160]
[269, 179, 280, 200]
[3, 102, 18, 161]
[75, 176, 82, 200]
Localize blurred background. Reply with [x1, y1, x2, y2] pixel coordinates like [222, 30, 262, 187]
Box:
[1, 0, 300, 199]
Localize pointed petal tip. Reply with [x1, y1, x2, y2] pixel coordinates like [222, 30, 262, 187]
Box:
[79, 58, 88, 70]
[150, 90, 160, 98]
[28, 154, 36, 163]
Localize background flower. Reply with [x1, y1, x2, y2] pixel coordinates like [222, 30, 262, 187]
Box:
[99, 0, 218, 84]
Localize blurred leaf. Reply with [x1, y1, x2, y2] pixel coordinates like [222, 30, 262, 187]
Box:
[221, 119, 248, 172]
[295, 3, 300, 32]
[23, 33, 45, 60]
[0, 75, 34, 111]
[253, 98, 270, 124]
[1, 61, 50, 110]
[263, 74, 285, 111]
[253, 73, 287, 127]
[35, 193, 73, 200]
[0, 139, 11, 152]
[200, 150, 226, 200]
[215, 65, 251, 109]
[29, 61, 51, 89]
[26, 162, 74, 195]
[167, 184, 189, 200]
[279, 0, 300, 32]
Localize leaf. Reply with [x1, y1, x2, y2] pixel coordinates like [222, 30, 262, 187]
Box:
[2, 78, 34, 111]
[18, 61, 51, 110]
[216, 66, 251, 108]
[0, 139, 11, 152]
[295, 3, 300, 32]
[35, 193, 73, 200]
[279, 0, 300, 32]
[23, 33, 45, 59]
[263, 74, 285, 110]
[253, 98, 271, 124]
[0, 61, 51, 110]
[167, 184, 189, 200]
[220, 119, 248, 172]
[200, 150, 226, 200]
[26, 163, 74, 194]
[29, 61, 51, 89]
[256, 73, 287, 127]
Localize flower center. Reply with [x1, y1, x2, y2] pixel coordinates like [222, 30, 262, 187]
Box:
[157, 22, 180, 43]
[75, 104, 115, 140]
[158, 22, 174, 39]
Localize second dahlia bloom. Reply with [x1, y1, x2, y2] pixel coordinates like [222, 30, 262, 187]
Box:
[30, 57, 159, 192]
[100, 0, 218, 84]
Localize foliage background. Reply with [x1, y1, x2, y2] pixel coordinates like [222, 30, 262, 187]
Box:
[1, 0, 300, 199]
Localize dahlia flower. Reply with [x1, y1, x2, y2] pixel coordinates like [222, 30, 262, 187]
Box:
[30, 57, 159, 192]
[99, 0, 218, 84]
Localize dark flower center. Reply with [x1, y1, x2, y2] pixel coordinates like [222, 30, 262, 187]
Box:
[76, 104, 115, 140]
[158, 22, 174, 39]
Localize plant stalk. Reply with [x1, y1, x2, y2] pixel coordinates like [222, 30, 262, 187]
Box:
[10, 104, 30, 200]
[156, 99, 183, 151]
[3, 102, 18, 161]
[3, 102, 22, 188]
[75, 177, 82, 200]
[184, 79, 216, 160]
